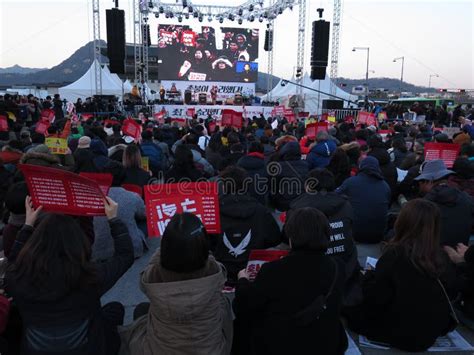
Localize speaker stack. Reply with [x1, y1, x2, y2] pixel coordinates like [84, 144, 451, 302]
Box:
[310, 18, 330, 80]
[106, 8, 126, 74]
[198, 93, 207, 105]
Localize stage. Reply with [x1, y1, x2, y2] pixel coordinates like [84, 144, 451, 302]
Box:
[153, 104, 275, 119]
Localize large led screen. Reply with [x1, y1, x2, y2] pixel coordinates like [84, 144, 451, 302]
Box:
[157, 25, 259, 83]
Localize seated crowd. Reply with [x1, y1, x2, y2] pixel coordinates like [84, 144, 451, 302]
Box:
[0, 99, 474, 355]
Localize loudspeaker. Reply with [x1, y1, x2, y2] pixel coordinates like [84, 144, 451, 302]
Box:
[198, 93, 207, 104]
[264, 30, 273, 51]
[322, 99, 344, 110]
[184, 90, 192, 104]
[310, 20, 330, 80]
[142, 24, 151, 47]
[106, 9, 126, 74]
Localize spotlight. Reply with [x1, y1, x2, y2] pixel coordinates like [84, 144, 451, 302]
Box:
[185, 13, 189, 19]
[182, 0, 187, 9]
[228, 13, 233, 20]
[188, 5, 193, 13]
[154, 13, 159, 18]
[165, 13, 169, 18]
[178, 15, 183, 22]
[219, 17, 224, 24]
[259, 15, 264, 22]
[278, 8, 283, 14]
[249, 4, 254, 11]
[263, 12, 268, 18]
[238, 18, 243, 25]
[159, 6, 164, 13]
[148, 1, 153, 8]
[193, 11, 199, 18]
[208, 15, 212, 22]
[249, 15, 255, 22]
[169, 12, 174, 18]
[238, 8, 243, 16]
[198, 15, 203, 22]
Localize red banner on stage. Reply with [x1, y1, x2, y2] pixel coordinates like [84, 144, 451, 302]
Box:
[122, 119, 142, 141]
[145, 182, 221, 237]
[246, 250, 289, 281]
[358, 111, 377, 126]
[0, 115, 7, 132]
[306, 122, 328, 139]
[424, 143, 460, 168]
[19, 164, 106, 216]
[35, 120, 51, 135]
[79, 173, 113, 196]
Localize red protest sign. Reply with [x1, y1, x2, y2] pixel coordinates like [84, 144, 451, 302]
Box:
[181, 30, 196, 46]
[0, 115, 8, 132]
[81, 113, 94, 121]
[221, 109, 234, 126]
[208, 120, 217, 134]
[186, 108, 196, 118]
[79, 173, 113, 196]
[40, 109, 55, 123]
[35, 120, 51, 135]
[19, 164, 106, 216]
[424, 143, 460, 168]
[122, 119, 142, 141]
[246, 250, 289, 281]
[145, 182, 221, 237]
[298, 111, 309, 118]
[306, 122, 328, 139]
[284, 109, 296, 123]
[171, 118, 187, 127]
[358, 111, 377, 126]
[104, 119, 120, 126]
[274, 105, 285, 116]
[231, 111, 243, 128]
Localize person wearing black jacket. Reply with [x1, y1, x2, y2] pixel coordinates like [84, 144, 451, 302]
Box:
[233, 208, 348, 355]
[212, 166, 281, 283]
[6, 196, 134, 355]
[237, 141, 267, 205]
[344, 199, 456, 352]
[289, 169, 359, 305]
[269, 141, 309, 211]
[122, 144, 151, 188]
[416, 159, 474, 247]
[367, 136, 398, 200]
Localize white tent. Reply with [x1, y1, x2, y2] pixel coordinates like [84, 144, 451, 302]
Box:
[262, 73, 358, 113]
[59, 60, 126, 102]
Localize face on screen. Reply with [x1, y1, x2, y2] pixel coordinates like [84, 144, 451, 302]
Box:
[157, 24, 259, 83]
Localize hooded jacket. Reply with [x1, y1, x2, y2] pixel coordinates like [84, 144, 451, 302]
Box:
[20, 151, 72, 170]
[368, 147, 398, 198]
[337, 157, 391, 243]
[237, 153, 267, 205]
[306, 139, 337, 170]
[289, 192, 359, 297]
[140, 141, 163, 175]
[269, 142, 309, 211]
[213, 193, 281, 282]
[119, 254, 233, 355]
[425, 184, 474, 247]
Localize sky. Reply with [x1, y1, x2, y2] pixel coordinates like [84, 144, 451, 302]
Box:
[0, 0, 473, 89]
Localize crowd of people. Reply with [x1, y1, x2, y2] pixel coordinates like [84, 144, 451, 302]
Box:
[0, 92, 474, 354]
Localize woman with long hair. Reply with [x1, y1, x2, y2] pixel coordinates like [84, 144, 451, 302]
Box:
[344, 199, 456, 352]
[122, 144, 151, 187]
[164, 145, 203, 182]
[327, 147, 351, 188]
[6, 196, 134, 355]
[119, 213, 233, 355]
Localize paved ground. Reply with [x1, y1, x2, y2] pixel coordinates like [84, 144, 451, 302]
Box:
[102, 238, 474, 354]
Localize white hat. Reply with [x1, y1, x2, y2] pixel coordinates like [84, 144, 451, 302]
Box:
[123, 135, 134, 144]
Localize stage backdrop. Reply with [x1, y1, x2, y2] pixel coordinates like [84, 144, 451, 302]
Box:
[154, 104, 274, 119]
[157, 24, 259, 83]
[161, 81, 255, 100]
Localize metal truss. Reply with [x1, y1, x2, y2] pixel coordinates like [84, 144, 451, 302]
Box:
[295, 0, 306, 95]
[92, 0, 102, 95]
[330, 0, 342, 95]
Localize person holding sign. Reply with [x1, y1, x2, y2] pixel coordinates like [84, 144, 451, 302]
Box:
[343, 199, 457, 352]
[233, 208, 348, 355]
[6, 196, 134, 355]
[119, 213, 233, 355]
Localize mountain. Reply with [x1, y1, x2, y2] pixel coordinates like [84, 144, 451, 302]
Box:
[336, 77, 436, 94]
[0, 41, 106, 87]
[0, 65, 47, 75]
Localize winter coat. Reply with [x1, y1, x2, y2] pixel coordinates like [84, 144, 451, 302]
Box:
[306, 139, 337, 170]
[140, 141, 163, 175]
[93, 187, 147, 259]
[164, 164, 203, 182]
[6, 218, 134, 355]
[337, 157, 391, 243]
[453, 246, 474, 318]
[367, 147, 398, 199]
[205, 147, 223, 171]
[73, 148, 99, 173]
[289, 192, 359, 302]
[20, 151, 73, 171]
[237, 153, 267, 205]
[212, 194, 281, 282]
[233, 250, 348, 355]
[119, 254, 233, 355]
[345, 246, 454, 352]
[123, 167, 151, 188]
[425, 184, 474, 247]
[269, 142, 309, 211]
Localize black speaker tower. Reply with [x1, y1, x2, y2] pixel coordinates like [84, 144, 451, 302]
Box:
[106, 8, 126, 74]
[310, 8, 330, 80]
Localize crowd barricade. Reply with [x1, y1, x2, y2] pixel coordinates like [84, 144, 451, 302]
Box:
[321, 109, 361, 121]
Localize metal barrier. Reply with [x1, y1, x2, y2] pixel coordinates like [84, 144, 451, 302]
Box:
[321, 109, 360, 120]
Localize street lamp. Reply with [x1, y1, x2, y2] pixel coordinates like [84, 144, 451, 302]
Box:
[353, 47, 370, 106]
[428, 74, 439, 89]
[393, 56, 405, 97]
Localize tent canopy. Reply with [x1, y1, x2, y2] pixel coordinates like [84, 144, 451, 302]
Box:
[59, 60, 127, 102]
[262, 73, 358, 113]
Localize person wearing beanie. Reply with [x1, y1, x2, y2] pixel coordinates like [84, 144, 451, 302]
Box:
[306, 131, 337, 170]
